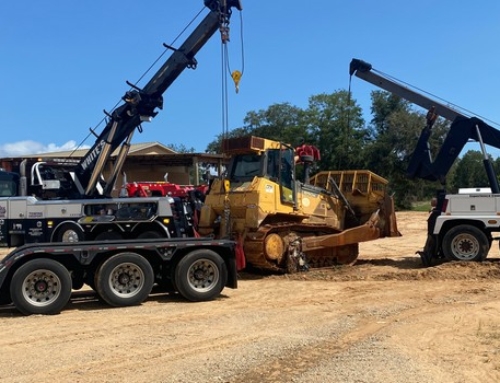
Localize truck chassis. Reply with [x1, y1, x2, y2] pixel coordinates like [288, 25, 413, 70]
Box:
[0, 238, 237, 315]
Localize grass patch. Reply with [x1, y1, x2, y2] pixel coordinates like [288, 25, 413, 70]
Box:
[411, 201, 432, 212]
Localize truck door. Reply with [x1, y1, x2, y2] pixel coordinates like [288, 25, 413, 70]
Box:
[6, 198, 50, 246]
[0, 198, 26, 246]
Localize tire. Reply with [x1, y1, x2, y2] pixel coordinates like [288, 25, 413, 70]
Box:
[174, 249, 227, 302]
[95, 231, 123, 241]
[94, 253, 154, 307]
[136, 231, 164, 239]
[10, 259, 72, 315]
[55, 224, 84, 243]
[442, 225, 489, 262]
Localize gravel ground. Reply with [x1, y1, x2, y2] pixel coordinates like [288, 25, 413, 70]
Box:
[1, 211, 500, 382]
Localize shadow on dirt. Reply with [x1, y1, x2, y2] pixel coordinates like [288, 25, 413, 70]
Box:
[0, 288, 233, 317]
[237, 256, 427, 281]
[355, 256, 426, 269]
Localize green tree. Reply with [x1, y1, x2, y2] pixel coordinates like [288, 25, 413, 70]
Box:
[363, 91, 451, 208]
[205, 103, 307, 153]
[205, 91, 369, 173]
[166, 143, 196, 153]
[242, 103, 306, 145]
[452, 151, 491, 189]
[304, 91, 367, 171]
[363, 91, 413, 175]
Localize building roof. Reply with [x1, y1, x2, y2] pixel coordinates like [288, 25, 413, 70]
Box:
[5, 142, 176, 160]
[0, 142, 227, 169]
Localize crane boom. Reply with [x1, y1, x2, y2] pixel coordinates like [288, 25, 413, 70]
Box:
[40, 1, 242, 199]
[349, 59, 463, 122]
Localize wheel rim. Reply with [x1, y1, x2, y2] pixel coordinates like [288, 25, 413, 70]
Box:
[451, 233, 479, 260]
[21, 269, 62, 307]
[186, 258, 219, 292]
[61, 229, 80, 243]
[107, 263, 145, 298]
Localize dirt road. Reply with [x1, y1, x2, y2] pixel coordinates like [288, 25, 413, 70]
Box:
[1, 211, 500, 382]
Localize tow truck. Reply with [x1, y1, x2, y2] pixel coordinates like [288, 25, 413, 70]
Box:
[0, 0, 242, 247]
[350, 58, 500, 266]
[0, 0, 242, 315]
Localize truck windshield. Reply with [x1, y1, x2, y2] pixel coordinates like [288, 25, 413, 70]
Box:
[0, 172, 18, 197]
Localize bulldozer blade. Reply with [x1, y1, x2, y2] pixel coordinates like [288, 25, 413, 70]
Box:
[301, 210, 382, 252]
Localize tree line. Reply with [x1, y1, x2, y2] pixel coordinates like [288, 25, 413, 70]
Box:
[202, 90, 500, 209]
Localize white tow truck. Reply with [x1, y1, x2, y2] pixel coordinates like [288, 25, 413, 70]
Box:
[350, 58, 500, 266]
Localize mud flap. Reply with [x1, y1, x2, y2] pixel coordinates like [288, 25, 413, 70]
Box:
[235, 234, 246, 271]
[419, 206, 442, 267]
[418, 235, 437, 267]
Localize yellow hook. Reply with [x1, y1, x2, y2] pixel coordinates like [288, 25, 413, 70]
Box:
[231, 70, 242, 93]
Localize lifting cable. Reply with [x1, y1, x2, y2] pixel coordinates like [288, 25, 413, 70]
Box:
[346, 72, 353, 138]
[343, 72, 355, 169]
[348, 67, 500, 135]
[220, 10, 245, 145]
[373, 68, 500, 128]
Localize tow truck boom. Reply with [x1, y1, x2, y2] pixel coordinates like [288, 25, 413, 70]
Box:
[350, 58, 500, 266]
[0, 2, 242, 249]
[349, 59, 500, 193]
[52, 0, 242, 199]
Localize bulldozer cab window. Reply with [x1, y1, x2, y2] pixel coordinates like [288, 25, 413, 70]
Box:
[266, 149, 295, 203]
[230, 154, 262, 182]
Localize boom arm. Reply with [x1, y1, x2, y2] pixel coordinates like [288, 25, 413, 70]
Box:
[71, 0, 242, 198]
[349, 59, 500, 192]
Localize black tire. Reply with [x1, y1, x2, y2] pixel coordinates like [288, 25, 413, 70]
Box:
[94, 253, 154, 307]
[174, 249, 227, 302]
[442, 225, 489, 262]
[10, 259, 72, 315]
[95, 231, 123, 241]
[136, 230, 165, 239]
[55, 224, 84, 243]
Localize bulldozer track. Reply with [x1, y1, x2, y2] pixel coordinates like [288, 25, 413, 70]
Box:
[243, 222, 360, 272]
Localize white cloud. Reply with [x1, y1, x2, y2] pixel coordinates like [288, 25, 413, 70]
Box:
[0, 140, 82, 157]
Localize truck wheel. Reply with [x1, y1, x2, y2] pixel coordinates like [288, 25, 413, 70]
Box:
[56, 224, 84, 243]
[442, 225, 489, 262]
[174, 249, 227, 302]
[94, 253, 154, 307]
[10, 259, 72, 315]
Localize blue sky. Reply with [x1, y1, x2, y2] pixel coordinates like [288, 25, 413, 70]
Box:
[2, 1, 500, 157]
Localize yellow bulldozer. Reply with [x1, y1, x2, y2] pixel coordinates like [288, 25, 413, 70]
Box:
[198, 136, 400, 272]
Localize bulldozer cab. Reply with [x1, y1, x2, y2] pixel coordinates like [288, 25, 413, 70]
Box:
[227, 144, 296, 205]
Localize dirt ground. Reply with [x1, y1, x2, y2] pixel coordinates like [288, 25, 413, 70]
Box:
[1, 211, 500, 382]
